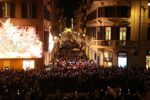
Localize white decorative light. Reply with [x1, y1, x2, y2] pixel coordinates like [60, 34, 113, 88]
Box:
[54, 36, 57, 40]
[148, 2, 150, 6]
[64, 28, 72, 33]
[48, 30, 54, 52]
[0, 19, 42, 58]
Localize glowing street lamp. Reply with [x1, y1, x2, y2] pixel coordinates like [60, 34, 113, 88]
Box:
[148, 0, 150, 6]
[83, 34, 85, 37]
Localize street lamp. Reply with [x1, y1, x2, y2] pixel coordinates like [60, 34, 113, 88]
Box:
[148, 0, 150, 6]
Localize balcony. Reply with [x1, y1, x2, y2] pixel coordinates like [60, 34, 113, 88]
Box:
[91, 40, 138, 48]
[116, 41, 138, 47]
[91, 40, 115, 47]
[98, 40, 113, 46]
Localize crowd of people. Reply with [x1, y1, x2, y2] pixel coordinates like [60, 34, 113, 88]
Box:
[0, 39, 148, 100]
[0, 67, 145, 100]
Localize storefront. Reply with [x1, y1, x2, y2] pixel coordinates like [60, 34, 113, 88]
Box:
[0, 58, 43, 70]
[118, 52, 127, 68]
[0, 19, 43, 70]
[23, 60, 35, 70]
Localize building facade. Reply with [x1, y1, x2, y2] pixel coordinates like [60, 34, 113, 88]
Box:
[0, 0, 59, 70]
[80, 0, 150, 69]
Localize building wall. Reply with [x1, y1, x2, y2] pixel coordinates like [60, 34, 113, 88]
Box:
[84, 0, 150, 68]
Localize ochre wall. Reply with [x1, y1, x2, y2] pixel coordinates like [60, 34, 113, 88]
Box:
[11, 59, 23, 70]
[0, 59, 43, 70]
[0, 60, 3, 69]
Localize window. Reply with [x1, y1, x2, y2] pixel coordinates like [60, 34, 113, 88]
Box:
[98, 7, 105, 17]
[22, 1, 36, 18]
[87, 10, 97, 21]
[105, 27, 111, 40]
[117, 6, 131, 18]
[0, 2, 15, 18]
[105, 6, 115, 17]
[120, 27, 126, 40]
[98, 6, 131, 18]
[147, 27, 150, 40]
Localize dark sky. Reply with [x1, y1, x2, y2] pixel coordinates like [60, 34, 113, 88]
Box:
[59, 0, 81, 27]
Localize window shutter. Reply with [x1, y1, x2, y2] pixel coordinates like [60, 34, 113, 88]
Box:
[100, 26, 105, 40]
[111, 27, 116, 40]
[147, 27, 150, 40]
[116, 26, 120, 40]
[126, 27, 131, 40]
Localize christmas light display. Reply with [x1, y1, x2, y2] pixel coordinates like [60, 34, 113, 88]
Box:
[0, 19, 42, 58]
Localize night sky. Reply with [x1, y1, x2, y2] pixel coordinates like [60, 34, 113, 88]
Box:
[59, 0, 81, 27]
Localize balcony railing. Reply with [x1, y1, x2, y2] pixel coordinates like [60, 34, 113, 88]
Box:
[116, 41, 138, 47]
[98, 40, 113, 46]
[91, 40, 115, 47]
[91, 40, 138, 47]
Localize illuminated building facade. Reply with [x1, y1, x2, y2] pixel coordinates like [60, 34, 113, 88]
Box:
[79, 0, 150, 68]
[0, 0, 60, 70]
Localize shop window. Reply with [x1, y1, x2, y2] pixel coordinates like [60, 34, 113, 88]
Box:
[104, 51, 113, 67]
[23, 60, 35, 70]
[118, 52, 127, 68]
